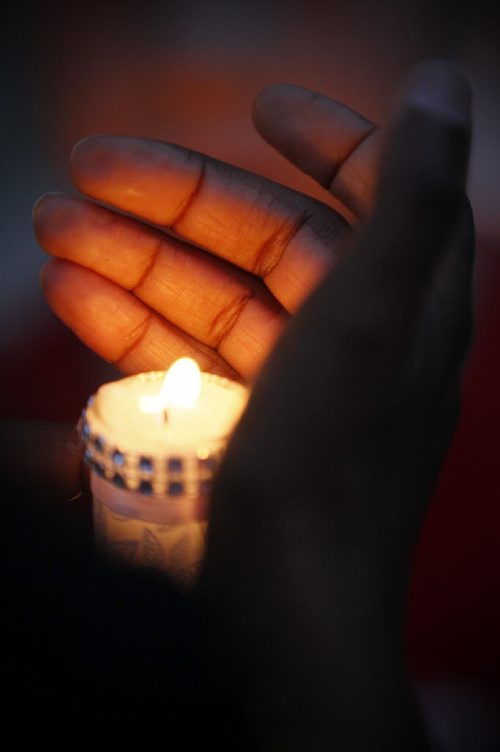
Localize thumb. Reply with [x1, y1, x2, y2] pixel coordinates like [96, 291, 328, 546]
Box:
[362, 59, 471, 311]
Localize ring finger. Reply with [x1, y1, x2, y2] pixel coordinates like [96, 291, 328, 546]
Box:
[35, 195, 287, 379]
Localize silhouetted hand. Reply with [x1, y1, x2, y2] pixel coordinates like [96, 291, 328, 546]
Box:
[196, 61, 473, 751]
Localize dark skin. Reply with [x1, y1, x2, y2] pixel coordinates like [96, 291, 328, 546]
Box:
[2, 60, 472, 749]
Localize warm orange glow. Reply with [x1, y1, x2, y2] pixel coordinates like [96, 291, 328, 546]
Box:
[138, 358, 201, 414]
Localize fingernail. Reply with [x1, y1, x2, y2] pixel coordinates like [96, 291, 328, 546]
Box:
[32, 192, 64, 222]
[404, 60, 471, 127]
[70, 134, 110, 162]
[39, 261, 53, 287]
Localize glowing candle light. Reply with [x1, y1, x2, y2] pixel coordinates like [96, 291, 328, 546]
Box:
[80, 358, 248, 585]
[138, 357, 202, 414]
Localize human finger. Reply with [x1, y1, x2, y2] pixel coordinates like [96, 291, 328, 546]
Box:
[253, 62, 471, 424]
[252, 83, 381, 219]
[205, 61, 472, 587]
[351, 60, 471, 335]
[40, 260, 237, 378]
[401, 197, 474, 398]
[197, 63, 472, 750]
[35, 194, 287, 380]
[70, 135, 351, 312]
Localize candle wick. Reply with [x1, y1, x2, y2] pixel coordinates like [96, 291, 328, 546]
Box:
[163, 408, 169, 424]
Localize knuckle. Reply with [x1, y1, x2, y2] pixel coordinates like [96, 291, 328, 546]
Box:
[113, 314, 153, 368]
[170, 159, 206, 230]
[208, 290, 254, 348]
[254, 208, 313, 278]
[130, 235, 163, 292]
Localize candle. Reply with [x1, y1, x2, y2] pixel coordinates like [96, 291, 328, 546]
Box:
[80, 358, 248, 586]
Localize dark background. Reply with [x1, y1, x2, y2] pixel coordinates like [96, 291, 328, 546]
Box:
[1, 1, 500, 745]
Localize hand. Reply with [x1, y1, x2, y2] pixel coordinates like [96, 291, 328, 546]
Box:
[33, 66, 383, 382]
[27, 60, 473, 750]
[12, 54, 380, 499]
[196, 61, 473, 751]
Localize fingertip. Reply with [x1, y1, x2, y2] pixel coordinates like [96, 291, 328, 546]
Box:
[39, 258, 51, 287]
[252, 83, 298, 124]
[39, 257, 61, 292]
[252, 83, 323, 139]
[401, 59, 471, 130]
[70, 133, 112, 162]
[70, 134, 122, 190]
[376, 59, 472, 217]
[252, 83, 332, 182]
[360, 61, 473, 307]
[32, 191, 64, 223]
[33, 193, 69, 248]
[33, 192, 72, 249]
[33, 191, 65, 222]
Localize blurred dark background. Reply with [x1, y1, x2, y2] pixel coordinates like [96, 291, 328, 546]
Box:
[1, 1, 500, 746]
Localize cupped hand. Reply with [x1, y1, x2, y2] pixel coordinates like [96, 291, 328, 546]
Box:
[196, 61, 473, 750]
[34, 76, 381, 381]
[29, 60, 474, 751]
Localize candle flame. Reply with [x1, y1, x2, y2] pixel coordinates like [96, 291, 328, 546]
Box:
[159, 357, 202, 407]
[138, 358, 201, 414]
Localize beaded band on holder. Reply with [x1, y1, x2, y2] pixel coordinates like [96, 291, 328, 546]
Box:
[79, 401, 225, 501]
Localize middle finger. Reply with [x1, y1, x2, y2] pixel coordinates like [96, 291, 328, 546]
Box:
[34, 194, 287, 379]
[70, 135, 352, 312]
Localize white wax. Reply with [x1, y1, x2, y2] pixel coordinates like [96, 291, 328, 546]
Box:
[91, 371, 248, 454]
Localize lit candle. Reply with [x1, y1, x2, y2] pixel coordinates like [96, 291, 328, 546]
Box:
[80, 358, 248, 586]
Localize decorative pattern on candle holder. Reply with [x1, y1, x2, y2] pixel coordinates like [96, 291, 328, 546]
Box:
[79, 406, 225, 499]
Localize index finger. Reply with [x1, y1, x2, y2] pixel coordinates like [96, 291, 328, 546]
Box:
[305, 62, 471, 409]
[70, 137, 351, 312]
[252, 83, 381, 219]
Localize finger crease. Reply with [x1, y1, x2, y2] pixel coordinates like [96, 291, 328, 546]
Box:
[210, 289, 256, 349]
[254, 209, 314, 279]
[170, 160, 206, 231]
[112, 313, 154, 367]
[326, 125, 378, 190]
[130, 237, 164, 292]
